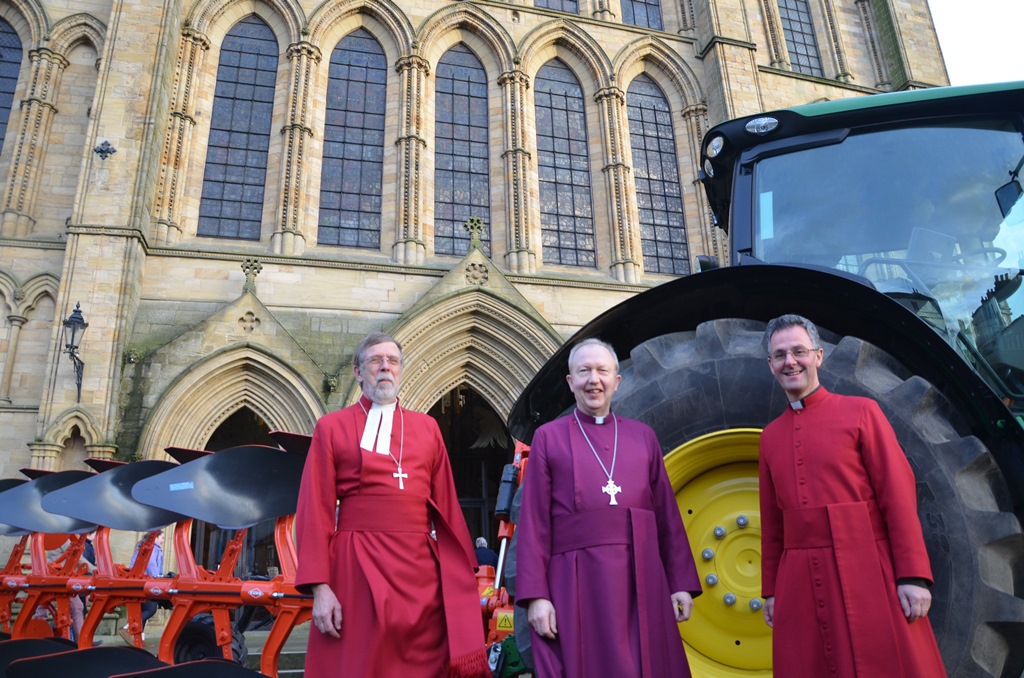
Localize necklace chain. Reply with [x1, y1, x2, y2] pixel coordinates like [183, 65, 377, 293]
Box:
[359, 400, 406, 487]
[574, 410, 618, 480]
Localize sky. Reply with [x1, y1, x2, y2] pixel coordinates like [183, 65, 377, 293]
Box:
[928, 0, 1023, 86]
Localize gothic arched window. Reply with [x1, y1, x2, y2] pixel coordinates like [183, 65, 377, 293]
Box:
[626, 74, 688, 275]
[434, 44, 490, 256]
[197, 15, 277, 240]
[622, 0, 663, 30]
[318, 29, 387, 249]
[535, 59, 595, 268]
[0, 18, 22, 156]
[778, 0, 823, 76]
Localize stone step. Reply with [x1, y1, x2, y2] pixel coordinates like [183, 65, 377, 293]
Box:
[244, 626, 307, 676]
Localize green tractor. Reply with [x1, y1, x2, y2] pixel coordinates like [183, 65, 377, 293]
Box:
[508, 81, 1024, 677]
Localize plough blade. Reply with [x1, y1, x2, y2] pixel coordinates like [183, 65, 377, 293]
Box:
[0, 471, 96, 534]
[41, 460, 187, 531]
[131, 445, 304, 529]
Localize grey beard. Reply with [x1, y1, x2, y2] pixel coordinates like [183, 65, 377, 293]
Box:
[368, 380, 399, 403]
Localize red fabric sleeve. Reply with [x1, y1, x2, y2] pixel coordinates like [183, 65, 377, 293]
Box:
[294, 414, 341, 593]
[856, 400, 934, 583]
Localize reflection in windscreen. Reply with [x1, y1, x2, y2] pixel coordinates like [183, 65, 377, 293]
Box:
[754, 118, 1024, 394]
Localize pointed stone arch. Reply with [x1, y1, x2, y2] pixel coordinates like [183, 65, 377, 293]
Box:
[48, 13, 105, 55]
[416, 4, 516, 73]
[11, 271, 58, 315]
[518, 19, 612, 89]
[375, 289, 562, 420]
[40, 405, 102, 446]
[0, 0, 47, 47]
[307, 0, 416, 56]
[186, 0, 304, 45]
[136, 344, 325, 459]
[31, 406, 105, 471]
[613, 35, 703, 107]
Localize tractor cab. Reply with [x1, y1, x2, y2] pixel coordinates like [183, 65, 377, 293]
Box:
[700, 81, 1024, 411]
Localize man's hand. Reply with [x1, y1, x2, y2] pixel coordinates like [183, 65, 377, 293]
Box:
[312, 583, 343, 638]
[763, 596, 775, 627]
[897, 583, 931, 622]
[671, 591, 693, 622]
[528, 598, 558, 639]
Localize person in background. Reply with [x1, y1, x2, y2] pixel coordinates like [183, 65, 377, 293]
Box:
[475, 537, 498, 568]
[119, 531, 163, 645]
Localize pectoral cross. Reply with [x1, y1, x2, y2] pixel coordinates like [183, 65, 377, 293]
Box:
[393, 467, 408, 490]
[602, 478, 622, 505]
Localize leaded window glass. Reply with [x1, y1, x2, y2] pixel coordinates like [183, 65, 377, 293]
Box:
[622, 0, 663, 31]
[0, 19, 22, 155]
[626, 74, 688, 275]
[434, 44, 490, 256]
[535, 60, 595, 268]
[778, 0, 823, 77]
[535, 0, 579, 15]
[197, 15, 277, 240]
[318, 29, 387, 249]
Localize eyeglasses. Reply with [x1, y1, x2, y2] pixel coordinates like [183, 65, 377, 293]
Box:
[363, 355, 402, 368]
[769, 346, 819, 363]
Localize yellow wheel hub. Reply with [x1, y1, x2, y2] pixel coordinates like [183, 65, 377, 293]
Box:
[665, 429, 771, 677]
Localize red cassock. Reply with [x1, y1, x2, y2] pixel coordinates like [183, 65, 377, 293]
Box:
[759, 387, 947, 678]
[516, 411, 702, 677]
[294, 396, 488, 678]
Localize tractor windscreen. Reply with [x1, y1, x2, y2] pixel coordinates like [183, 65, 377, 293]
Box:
[753, 116, 1024, 398]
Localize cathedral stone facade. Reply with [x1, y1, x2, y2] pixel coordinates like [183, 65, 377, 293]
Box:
[0, 0, 946, 560]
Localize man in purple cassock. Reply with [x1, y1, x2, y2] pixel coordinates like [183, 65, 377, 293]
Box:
[515, 338, 702, 677]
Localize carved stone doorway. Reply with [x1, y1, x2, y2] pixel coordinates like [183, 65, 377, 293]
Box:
[428, 384, 514, 552]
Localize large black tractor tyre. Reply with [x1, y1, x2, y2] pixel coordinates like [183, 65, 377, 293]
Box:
[173, 612, 248, 666]
[608, 318, 1024, 678]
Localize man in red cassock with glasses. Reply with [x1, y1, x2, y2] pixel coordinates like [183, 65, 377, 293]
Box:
[295, 332, 489, 678]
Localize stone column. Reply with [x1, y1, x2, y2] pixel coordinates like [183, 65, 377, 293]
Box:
[759, 0, 790, 69]
[274, 41, 321, 256]
[596, 85, 641, 283]
[1, 48, 68, 237]
[681, 102, 724, 262]
[821, 0, 852, 82]
[28, 441, 62, 472]
[591, 0, 619, 22]
[392, 54, 430, 265]
[0, 315, 26, 403]
[498, 67, 537, 274]
[153, 28, 209, 245]
[85, 443, 117, 460]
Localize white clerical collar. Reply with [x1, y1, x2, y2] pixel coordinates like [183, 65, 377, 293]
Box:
[788, 386, 822, 410]
[360, 400, 397, 456]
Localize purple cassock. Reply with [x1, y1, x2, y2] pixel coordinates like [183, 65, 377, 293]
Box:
[516, 410, 701, 677]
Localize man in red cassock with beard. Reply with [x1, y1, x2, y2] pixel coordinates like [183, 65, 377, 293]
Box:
[759, 314, 947, 677]
[295, 332, 489, 678]
[516, 337, 702, 677]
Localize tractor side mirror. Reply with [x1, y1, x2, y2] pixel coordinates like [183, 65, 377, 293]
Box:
[996, 179, 1022, 218]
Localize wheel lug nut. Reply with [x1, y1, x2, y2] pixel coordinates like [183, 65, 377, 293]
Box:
[736, 515, 749, 528]
[713, 526, 726, 538]
[705, 574, 718, 586]
[724, 593, 737, 606]
[749, 599, 763, 611]
[701, 548, 714, 561]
